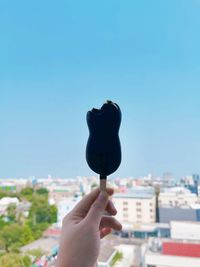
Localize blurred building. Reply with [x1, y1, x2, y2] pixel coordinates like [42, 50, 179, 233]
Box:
[159, 187, 198, 207]
[159, 204, 200, 223]
[0, 179, 29, 191]
[0, 181, 16, 191]
[170, 221, 200, 240]
[97, 244, 117, 267]
[162, 172, 174, 187]
[49, 187, 72, 204]
[145, 221, 200, 267]
[57, 195, 82, 228]
[158, 188, 200, 223]
[145, 239, 200, 267]
[113, 187, 156, 224]
[0, 197, 19, 215]
[47, 183, 80, 204]
[118, 222, 170, 239]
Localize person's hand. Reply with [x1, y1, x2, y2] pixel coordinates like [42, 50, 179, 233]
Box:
[56, 188, 122, 267]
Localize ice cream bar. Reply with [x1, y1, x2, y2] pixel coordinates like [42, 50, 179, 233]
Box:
[86, 100, 122, 190]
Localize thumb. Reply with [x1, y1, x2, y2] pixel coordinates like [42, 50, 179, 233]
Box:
[86, 191, 108, 226]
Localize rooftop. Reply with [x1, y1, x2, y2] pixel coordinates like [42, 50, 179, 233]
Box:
[122, 222, 170, 231]
[98, 243, 116, 263]
[21, 237, 59, 253]
[114, 186, 155, 199]
[0, 197, 19, 206]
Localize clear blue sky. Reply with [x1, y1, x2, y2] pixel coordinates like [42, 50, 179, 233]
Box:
[1, 0, 200, 178]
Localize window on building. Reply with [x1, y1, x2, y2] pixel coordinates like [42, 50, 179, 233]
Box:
[123, 213, 128, 218]
[136, 208, 141, 212]
[123, 207, 128, 212]
[136, 202, 141, 206]
[137, 214, 142, 219]
[150, 209, 153, 212]
[123, 201, 128, 205]
[175, 200, 179, 206]
[149, 203, 153, 206]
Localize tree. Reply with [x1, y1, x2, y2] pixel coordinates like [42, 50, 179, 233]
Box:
[0, 189, 7, 198]
[35, 188, 48, 195]
[49, 204, 57, 223]
[21, 188, 34, 196]
[27, 248, 44, 260]
[7, 204, 17, 222]
[0, 216, 8, 229]
[20, 225, 34, 245]
[29, 195, 57, 224]
[0, 253, 31, 267]
[0, 190, 20, 199]
[20, 188, 34, 201]
[0, 224, 33, 252]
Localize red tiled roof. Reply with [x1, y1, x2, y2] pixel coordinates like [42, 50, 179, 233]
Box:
[44, 228, 61, 237]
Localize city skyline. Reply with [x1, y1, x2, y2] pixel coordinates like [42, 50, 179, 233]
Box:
[1, 1, 200, 178]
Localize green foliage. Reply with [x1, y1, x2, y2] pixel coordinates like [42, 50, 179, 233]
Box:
[20, 188, 34, 201]
[29, 195, 57, 224]
[21, 225, 34, 244]
[110, 251, 123, 267]
[9, 243, 21, 253]
[0, 224, 23, 251]
[25, 193, 57, 239]
[22, 255, 31, 267]
[0, 253, 31, 267]
[0, 189, 20, 199]
[0, 216, 8, 229]
[49, 204, 57, 223]
[7, 204, 17, 222]
[0, 189, 7, 198]
[27, 220, 49, 239]
[0, 186, 57, 263]
[0, 224, 33, 252]
[20, 187, 49, 201]
[27, 248, 44, 259]
[35, 188, 48, 195]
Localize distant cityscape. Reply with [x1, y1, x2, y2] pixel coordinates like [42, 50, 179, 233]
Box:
[1, 173, 200, 267]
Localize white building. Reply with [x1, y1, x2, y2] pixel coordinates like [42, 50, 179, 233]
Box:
[0, 197, 19, 215]
[171, 221, 200, 241]
[145, 221, 200, 267]
[159, 187, 198, 207]
[57, 195, 82, 228]
[112, 188, 156, 224]
[145, 249, 200, 267]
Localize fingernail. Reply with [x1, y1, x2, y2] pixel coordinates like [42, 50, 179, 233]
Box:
[98, 191, 108, 202]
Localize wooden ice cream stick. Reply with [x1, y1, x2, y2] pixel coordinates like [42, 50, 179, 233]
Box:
[100, 175, 107, 191]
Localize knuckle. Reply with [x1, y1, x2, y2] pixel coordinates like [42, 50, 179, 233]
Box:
[62, 212, 71, 225]
[92, 202, 103, 211]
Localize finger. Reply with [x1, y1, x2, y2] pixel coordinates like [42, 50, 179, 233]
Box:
[100, 216, 122, 231]
[85, 191, 109, 226]
[73, 188, 113, 217]
[106, 200, 117, 215]
[100, 228, 112, 239]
